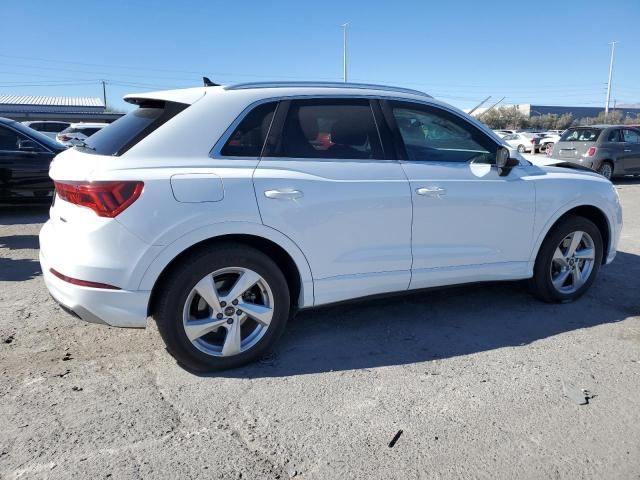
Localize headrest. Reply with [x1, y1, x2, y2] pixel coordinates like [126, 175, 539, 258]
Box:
[331, 120, 367, 145]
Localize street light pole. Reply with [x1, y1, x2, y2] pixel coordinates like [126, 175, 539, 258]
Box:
[341, 23, 349, 83]
[605, 41, 616, 120]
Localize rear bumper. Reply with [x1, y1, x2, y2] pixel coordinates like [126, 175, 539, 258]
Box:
[40, 242, 150, 329]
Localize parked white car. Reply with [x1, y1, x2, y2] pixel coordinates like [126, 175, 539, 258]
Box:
[502, 132, 540, 153]
[56, 122, 108, 146]
[39, 82, 622, 371]
[539, 132, 562, 154]
[22, 120, 70, 140]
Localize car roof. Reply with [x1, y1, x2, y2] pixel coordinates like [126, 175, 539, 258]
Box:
[123, 81, 434, 106]
[69, 122, 108, 127]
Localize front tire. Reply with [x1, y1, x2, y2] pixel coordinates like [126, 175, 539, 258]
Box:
[529, 216, 603, 303]
[154, 244, 290, 371]
[517, 144, 526, 153]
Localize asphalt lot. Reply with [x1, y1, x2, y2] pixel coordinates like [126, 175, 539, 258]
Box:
[1, 179, 639, 479]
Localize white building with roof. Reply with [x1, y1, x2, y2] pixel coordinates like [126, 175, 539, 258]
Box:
[0, 95, 122, 122]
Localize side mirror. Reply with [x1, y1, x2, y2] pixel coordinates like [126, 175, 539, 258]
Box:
[496, 147, 519, 176]
[18, 139, 39, 152]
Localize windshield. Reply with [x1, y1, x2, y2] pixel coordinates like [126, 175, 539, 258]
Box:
[560, 128, 601, 142]
[6, 119, 63, 150]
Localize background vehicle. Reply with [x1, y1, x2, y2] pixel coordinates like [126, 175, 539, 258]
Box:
[502, 132, 540, 153]
[539, 131, 561, 154]
[39, 83, 622, 371]
[56, 122, 107, 146]
[22, 121, 70, 140]
[549, 125, 640, 179]
[0, 117, 65, 204]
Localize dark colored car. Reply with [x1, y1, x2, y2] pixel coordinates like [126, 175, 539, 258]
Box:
[550, 125, 640, 179]
[0, 117, 65, 205]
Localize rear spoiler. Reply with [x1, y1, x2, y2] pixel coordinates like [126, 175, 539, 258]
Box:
[123, 87, 209, 106]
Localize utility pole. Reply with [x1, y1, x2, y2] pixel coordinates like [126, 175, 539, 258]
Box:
[341, 23, 349, 83]
[101, 80, 107, 109]
[605, 41, 616, 120]
[468, 96, 492, 115]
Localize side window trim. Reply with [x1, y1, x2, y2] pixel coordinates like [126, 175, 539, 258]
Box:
[379, 99, 500, 162]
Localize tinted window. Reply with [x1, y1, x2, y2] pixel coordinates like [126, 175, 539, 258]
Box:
[0, 126, 24, 150]
[84, 101, 187, 156]
[560, 128, 601, 142]
[608, 129, 623, 142]
[623, 129, 640, 143]
[42, 122, 69, 133]
[278, 99, 383, 160]
[391, 102, 496, 163]
[4, 120, 61, 150]
[221, 102, 277, 157]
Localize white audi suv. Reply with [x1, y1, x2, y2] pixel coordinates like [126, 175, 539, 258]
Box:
[39, 82, 623, 370]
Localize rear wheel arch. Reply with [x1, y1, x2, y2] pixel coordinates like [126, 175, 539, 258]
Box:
[147, 234, 305, 318]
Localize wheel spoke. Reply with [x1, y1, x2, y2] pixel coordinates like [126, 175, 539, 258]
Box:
[553, 247, 569, 267]
[552, 269, 571, 289]
[238, 302, 273, 326]
[567, 231, 583, 257]
[184, 317, 227, 341]
[574, 247, 594, 260]
[224, 270, 262, 303]
[194, 275, 222, 312]
[572, 267, 585, 289]
[221, 319, 242, 356]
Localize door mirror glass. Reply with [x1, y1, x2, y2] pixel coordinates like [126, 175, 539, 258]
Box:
[496, 146, 518, 176]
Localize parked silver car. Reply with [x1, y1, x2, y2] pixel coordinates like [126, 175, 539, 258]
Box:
[549, 125, 640, 179]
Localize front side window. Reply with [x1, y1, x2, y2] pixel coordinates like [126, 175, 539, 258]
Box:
[623, 129, 640, 143]
[277, 99, 383, 160]
[390, 102, 496, 163]
[221, 102, 277, 157]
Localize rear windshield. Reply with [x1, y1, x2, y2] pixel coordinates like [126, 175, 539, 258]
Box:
[559, 128, 601, 142]
[81, 101, 188, 156]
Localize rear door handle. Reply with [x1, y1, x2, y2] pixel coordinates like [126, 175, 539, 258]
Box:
[416, 186, 446, 198]
[264, 189, 304, 200]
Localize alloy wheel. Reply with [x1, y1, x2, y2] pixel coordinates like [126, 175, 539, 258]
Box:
[182, 267, 274, 357]
[598, 163, 613, 180]
[549, 230, 595, 294]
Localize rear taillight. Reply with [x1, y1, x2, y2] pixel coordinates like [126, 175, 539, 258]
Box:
[586, 147, 597, 157]
[54, 181, 143, 217]
[58, 134, 71, 141]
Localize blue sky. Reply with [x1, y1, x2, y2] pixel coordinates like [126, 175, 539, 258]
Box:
[1, 0, 639, 111]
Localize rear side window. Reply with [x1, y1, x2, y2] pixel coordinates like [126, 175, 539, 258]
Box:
[560, 128, 601, 142]
[83, 101, 188, 156]
[221, 102, 277, 157]
[623, 129, 640, 143]
[608, 129, 623, 142]
[275, 99, 383, 160]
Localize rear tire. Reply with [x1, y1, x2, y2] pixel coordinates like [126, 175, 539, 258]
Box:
[597, 161, 613, 180]
[529, 216, 603, 303]
[154, 244, 290, 371]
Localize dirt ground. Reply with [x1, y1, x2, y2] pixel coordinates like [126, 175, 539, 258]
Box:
[1, 179, 639, 479]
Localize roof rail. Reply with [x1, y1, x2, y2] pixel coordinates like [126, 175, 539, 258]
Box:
[224, 81, 431, 98]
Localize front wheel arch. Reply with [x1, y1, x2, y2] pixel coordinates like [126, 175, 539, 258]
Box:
[532, 205, 611, 269]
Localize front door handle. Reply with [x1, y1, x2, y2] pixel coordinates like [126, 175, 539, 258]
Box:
[264, 189, 304, 200]
[624, 149, 633, 152]
[416, 186, 446, 198]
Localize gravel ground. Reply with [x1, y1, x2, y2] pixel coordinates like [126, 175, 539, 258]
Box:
[1, 179, 639, 480]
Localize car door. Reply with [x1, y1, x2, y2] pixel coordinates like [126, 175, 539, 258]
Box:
[251, 98, 413, 305]
[380, 100, 536, 289]
[0, 125, 54, 202]
[621, 128, 640, 173]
